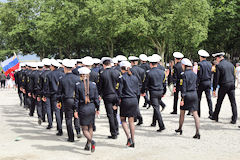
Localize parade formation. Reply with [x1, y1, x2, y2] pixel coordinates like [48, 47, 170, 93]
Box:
[12, 50, 238, 153]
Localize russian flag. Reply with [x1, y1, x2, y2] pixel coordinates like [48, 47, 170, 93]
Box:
[0, 55, 20, 76]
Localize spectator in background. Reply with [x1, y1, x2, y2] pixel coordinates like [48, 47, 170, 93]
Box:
[236, 63, 240, 88]
[0, 71, 6, 89]
[193, 62, 198, 74]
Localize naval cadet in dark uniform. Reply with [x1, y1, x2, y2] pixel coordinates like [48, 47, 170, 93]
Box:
[33, 62, 45, 125]
[129, 56, 144, 126]
[139, 54, 151, 108]
[46, 60, 65, 136]
[197, 50, 213, 117]
[141, 56, 166, 132]
[118, 61, 139, 147]
[175, 58, 200, 139]
[20, 64, 29, 109]
[98, 57, 120, 139]
[28, 63, 38, 116]
[72, 59, 83, 75]
[15, 63, 25, 106]
[210, 52, 238, 124]
[74, 67, 100, 152]
[171, 52, 184, 114]
[57, 59, 81, 142]
[41, 59, 53, 129]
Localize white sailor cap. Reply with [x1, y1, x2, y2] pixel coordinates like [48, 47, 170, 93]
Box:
[82, 56, 94, 66]
[38, 62, 44, 67]
[139, 54, 148, 61]
[112, 57, 118, 64]
[62, 59, 75, 68]
[120, 61, 131, 68]
[152, 54, 162, 61]
[198, 49, 210, 57]
[30, 62, 38, 68]
[101, 57, 112, 64]
[173, 52, 184, 59]
[20, 63, 26, 67]
[51, 59, 61, 67]
[212, 52, 225, 57]
[57, 59, 63, 64]
[181, 58, 192, 67]
[128, 56, 139, 61]
[116, 55, 127, 62]
[93, 58, 101, 64]
[148, 56, 159, 63]
[78, 67, 91, 75]
[76, 59, 82, 63]
[42, 58, 51, 66]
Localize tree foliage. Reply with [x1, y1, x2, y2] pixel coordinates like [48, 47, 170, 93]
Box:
[0, 0, 239, 62]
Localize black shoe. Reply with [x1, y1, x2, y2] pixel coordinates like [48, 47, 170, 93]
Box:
[93, 126, 96, 132]
[84, 142, 90, 151]
[46, 125, 52, 129]
[77, 133, 82, 138]
[91, 140, 96, 152]
[129, 143, 135, 148]
[175, 129, 183, 135]
[146, 105, 151, 109]
[187, 112, 191, 115]
[161, 106, 166, 112]
[150, 123, 156, 127]
[38, 118, 42, 125]
[56, 130, 63, 136]
[230, 120, 236, 124]
[193, 134, 200, 139]
[29, 113, 33, 117]
[67, 138, 74, 142]
[238, 126, 240, 128]
[108, 135, 117, 139]
[126, 138, 134, 147]
[136, 121, 143, 126]
[209, 116, 218, 122]
[170, 111, 177, 114]
[157, 127, 165, 132]
[142, 104, 147, 108]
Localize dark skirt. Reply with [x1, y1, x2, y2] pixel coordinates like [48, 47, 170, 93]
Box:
[120, 97, 138, 117]
[181, 91, 198, 111]
[78, 103, 95, 126]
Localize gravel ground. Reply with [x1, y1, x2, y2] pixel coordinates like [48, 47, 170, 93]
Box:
[0, 88, 240, 160]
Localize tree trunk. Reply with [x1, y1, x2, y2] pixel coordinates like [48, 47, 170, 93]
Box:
[107, 38, 114, 57]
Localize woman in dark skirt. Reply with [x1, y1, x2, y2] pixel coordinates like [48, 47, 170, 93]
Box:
[74, 67, 100, 152]
[117, 61, 139, 147]
[175, 58, 200, 139]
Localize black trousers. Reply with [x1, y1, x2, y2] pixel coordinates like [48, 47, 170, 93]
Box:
[150, 91, 165, 128]
[18, 90, 23, 105]
[103, 95, 119, 136]
[198, 80, 213, 117]
[50, 95, 63, 131]
[212, 83, 238, 122]
[173, 85, 181, 113]
[152, 99, 166, 125]
[63, 99, 76, 141]
[143, 91, 150, 106]
[1, 80, 5, 88]
[44, 97, 53, 127]
[63, 99, 81, 134]
[136, 95, 143, 123]
[29, 97, 36, 116]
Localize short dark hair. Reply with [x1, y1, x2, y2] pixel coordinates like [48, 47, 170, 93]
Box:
[150, 62, 157, 66]
[103, 60, 111, 66]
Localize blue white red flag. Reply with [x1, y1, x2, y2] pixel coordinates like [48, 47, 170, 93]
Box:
[0, 54, 19, 76]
